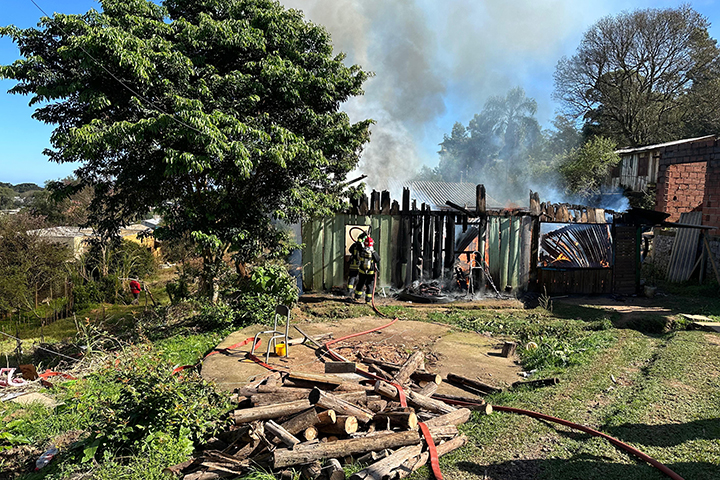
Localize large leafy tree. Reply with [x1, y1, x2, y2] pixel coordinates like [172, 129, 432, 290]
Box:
[427, 87, 542, 202]
[554, 5, 720, 147]
[1, 0, 371, 298]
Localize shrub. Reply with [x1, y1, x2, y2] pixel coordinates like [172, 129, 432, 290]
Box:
[226, 263, 299, 327]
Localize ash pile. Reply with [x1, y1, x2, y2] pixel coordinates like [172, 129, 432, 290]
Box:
[167, 352, 492, 480]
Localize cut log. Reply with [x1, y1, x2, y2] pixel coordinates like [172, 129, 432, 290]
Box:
[349, 444, 423, 480]
[355, 449, 392, 465]
[431, 394, 494, 415]
[283, 378, 370, 392]
[316, 409, 338, 425]
[512, 378, 560, 389]
[280, 408, 320, 436]
[234, 399, 311, 424]
[368, 364, 393, 380]
[372, 411, 418, 431]
[251, 391, 312, 406]
[422, 408, 471, 428]
[361, 356, 440, 384]
[309, 388, 374, 424]
[288, 372, 347, 385]
[417, 381, 439, 397]
[397, 434, 468, 478]
[325, 361, 356, 374]
[446, 373, 501, 394]
[411, 372, 442, 385]
[301, 461, 323, 479]
[274, 423, 459, 469]
[265, 420, 300, 447]
[324, 458, 345, 480]
[317, 415, 358, 435]
[392, 351, 425, 385]
[303, 426, 319, 441]
[273, 431, 420, 468]
[374, 381, 455, 414]
[501, 341, 517, 357]
[366, 398, 388, 413]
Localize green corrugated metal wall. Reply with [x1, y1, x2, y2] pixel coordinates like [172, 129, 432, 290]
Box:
[302, 215, 396, 290]
[486, 216, 525, 291]
[303, 214, 529, 292]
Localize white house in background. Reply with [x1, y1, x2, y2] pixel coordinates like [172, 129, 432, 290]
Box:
[27, 226, 95, 258]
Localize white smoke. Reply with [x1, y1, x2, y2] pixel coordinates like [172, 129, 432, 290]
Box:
[282, 0, 634, 194]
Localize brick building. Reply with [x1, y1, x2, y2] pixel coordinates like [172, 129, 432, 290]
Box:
[613, 135, 720, 231]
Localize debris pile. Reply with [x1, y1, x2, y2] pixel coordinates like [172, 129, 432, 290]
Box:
[167, 352, 493, 480]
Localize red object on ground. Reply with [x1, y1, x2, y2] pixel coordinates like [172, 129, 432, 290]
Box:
[419, 421, 443, 480]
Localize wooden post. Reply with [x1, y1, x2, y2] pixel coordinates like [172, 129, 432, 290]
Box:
[423, 205, 432, 279]
[381, 191, 391, 215]
[529, 191, 540, 216]
[476, 184, 486, 216]
[309, 388, 373, 424]
[412, 201, 421, 282]
[392, 351, 425, 386]
[501, 341, 517, 358]
[370, 190, 380, 214]
[446, 373, 501, 394]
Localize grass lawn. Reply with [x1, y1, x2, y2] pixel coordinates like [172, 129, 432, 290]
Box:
[1, 283, 720, 479]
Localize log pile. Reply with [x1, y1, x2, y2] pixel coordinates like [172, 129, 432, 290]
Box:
[167, 353, 489, 480]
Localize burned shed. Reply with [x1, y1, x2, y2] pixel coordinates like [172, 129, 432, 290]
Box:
[301, 183, 644, 297]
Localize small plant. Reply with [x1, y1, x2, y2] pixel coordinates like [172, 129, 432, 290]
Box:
[538, 287, 553, 312]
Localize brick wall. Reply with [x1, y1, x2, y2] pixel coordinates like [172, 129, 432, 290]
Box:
[656, 162, 707, 222]
[654, 136, 720, 231]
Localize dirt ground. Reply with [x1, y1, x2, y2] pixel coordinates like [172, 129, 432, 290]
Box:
[201, 313, 524, 395]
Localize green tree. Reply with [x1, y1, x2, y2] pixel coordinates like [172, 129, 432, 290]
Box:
[554, 5, 720, 146]
[0, 185, 14, 209]
[433, 87, 542, 202]
[559, 136, 620, 200]
[1, 0, 371, 300]
[0, 214, 72, 315]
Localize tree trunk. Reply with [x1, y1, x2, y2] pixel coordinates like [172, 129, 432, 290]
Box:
[373, 411, 418, 431]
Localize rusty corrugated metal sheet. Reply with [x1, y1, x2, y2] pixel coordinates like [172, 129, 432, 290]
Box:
[666, 211, 703, 283]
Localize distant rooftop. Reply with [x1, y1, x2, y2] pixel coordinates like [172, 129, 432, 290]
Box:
[28, 226, 94, 238]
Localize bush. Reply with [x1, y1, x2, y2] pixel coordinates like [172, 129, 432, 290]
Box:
[68, 345, 232, 462]
[72, 281, 103, 310]
[226, 263, 299, 327]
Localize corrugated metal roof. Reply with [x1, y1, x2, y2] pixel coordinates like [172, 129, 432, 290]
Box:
[409, 181, 501, 210]
[615, 135, 716, 155]
[28, 226, 95, 238]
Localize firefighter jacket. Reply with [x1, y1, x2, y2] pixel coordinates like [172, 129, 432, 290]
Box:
[349, 241, 363, 271]
[358, 247, 381, 275]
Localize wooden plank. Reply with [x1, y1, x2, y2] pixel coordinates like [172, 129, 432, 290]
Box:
[444, 214, 456, 274]
[433, 214, 443, 279]
[499, 216, 511, 291]
[487, 217, 501, 283]
[312, 219, 325, 291]
[508, 215, 521, 289]
[423, 206, 432, 279]
[301, 220, 313, 292]
[332, 215, 345, 288]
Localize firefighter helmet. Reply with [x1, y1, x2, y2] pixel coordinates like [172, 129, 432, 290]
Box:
[364, 236, 374, 248]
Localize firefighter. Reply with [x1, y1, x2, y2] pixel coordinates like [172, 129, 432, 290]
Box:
[354, 236, 380, 303]
[347, 231, 366, 295]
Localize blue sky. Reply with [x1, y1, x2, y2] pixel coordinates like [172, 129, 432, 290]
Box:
[2, 0, 720, 187]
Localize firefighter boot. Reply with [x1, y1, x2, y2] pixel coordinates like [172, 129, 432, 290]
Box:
[365, 293, 372, 304]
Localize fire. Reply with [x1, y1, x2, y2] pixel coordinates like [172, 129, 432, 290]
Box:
[552, 253, 571, 263]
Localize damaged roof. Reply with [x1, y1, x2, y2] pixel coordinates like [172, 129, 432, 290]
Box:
[409, 181, 502, 210]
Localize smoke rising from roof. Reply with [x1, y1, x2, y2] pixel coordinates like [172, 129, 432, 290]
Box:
[283, 0, 618, 194]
